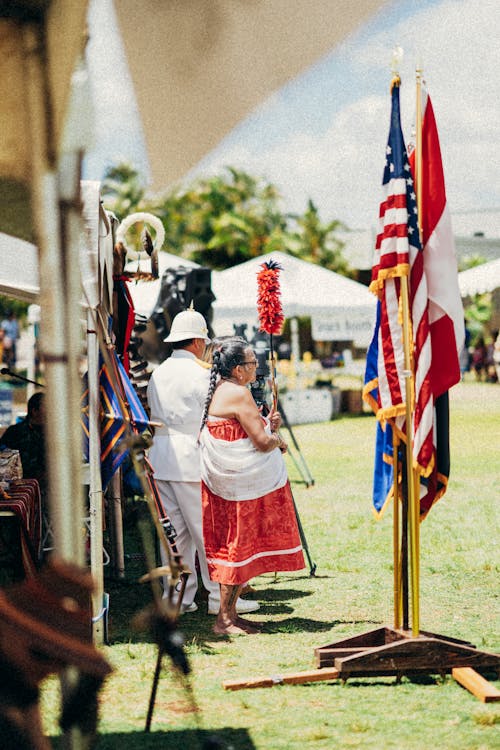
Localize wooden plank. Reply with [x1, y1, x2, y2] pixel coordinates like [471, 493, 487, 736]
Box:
[333, 637, 500, 678]
[223, 667, 340, 691]
[452, 667, 500, 703]
[316, 647, 370, 668]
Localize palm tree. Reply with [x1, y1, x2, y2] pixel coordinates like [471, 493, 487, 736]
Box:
[155, 167, 291, 269]
[289, 199, 351, 276]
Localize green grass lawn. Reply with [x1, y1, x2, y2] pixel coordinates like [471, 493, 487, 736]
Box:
[42, 380, 500, 749]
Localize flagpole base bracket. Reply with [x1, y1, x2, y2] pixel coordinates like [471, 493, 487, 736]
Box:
[314, 627, 500, 683]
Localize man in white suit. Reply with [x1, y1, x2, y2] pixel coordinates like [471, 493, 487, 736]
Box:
[147, 307, 259, 616]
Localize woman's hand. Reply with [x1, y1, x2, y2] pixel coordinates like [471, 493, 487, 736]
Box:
[269, 409, 282, 433]
[273, 432, 287, 453]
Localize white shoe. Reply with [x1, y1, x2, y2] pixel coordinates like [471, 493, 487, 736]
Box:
[180, 601, 198, 613]
[207, 597, 260, 616]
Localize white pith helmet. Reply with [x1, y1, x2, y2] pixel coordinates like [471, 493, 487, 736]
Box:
[163, 305, 210, 343]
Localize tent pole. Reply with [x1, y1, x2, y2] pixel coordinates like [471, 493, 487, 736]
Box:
[87, 311, 105, 643]
[26, 304, 39, 401]
[109, 470, 125, 579]
[23, 23, 88, 749]
[23, 23, 84, 563]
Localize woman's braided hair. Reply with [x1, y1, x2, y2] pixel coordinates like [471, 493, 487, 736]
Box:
[199, 337, 249, 435]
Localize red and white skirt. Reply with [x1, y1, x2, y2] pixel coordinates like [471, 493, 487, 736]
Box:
[200, 418, 305, 585]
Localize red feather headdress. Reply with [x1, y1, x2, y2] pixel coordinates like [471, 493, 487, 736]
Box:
[256, 259, 284, 335]
[256, 259, 284, 413]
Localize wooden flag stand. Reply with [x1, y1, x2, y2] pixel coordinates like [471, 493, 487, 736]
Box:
[314, 629, 500, 697]
[314, 67, 500, 701]
[314, 419, 500, 698]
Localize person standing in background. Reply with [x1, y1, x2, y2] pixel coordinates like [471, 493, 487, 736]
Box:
[147, 308, 259, 617]
[199, 337, 304, 635]
[1, 310, 20, 368]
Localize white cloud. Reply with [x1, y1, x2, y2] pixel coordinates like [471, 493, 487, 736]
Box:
[193, 0, 500, 229]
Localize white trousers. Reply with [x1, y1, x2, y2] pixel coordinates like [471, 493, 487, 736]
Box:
[156, 479, 219, 607]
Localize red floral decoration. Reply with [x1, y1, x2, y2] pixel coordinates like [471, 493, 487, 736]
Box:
[256, 259, 284, 335]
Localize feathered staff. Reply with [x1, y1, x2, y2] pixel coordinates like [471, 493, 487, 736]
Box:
[256, 259, 284, 412]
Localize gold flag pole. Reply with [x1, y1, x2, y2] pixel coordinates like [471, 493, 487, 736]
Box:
[416, 62, 424, 244]
[389, 48, 405, 633]
[392, 430, 402, 629]
[409, 60, 425, 636]
[396, 57, 422, 639]
[400, 274, 419, 637]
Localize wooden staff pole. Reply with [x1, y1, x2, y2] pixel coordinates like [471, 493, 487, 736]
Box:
[269, 333, 278, 413]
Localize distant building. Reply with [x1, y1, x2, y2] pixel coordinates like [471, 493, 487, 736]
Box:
[341, 209, 500, 283]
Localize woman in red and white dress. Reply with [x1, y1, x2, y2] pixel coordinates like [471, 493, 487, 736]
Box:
[199, 337, 305, 635]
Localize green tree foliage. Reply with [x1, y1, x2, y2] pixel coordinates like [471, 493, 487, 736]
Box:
[458, 254, 492, 344]
[458, 253, 487, 272]
[101, 163, 148, 222]
[100, 163, 351, 274]
[465, 292, 493, 344]
[288, 199, 352, 276]
[0, 297, 28, 326]
[153, 167, 291, 269]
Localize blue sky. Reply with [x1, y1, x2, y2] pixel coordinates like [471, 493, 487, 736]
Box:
[85, 0, 500, 232]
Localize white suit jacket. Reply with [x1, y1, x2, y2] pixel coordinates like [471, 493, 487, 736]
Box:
[146, 350, 210, 481]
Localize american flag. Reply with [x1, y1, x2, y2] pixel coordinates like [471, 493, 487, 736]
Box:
[364, 80, 434, 511]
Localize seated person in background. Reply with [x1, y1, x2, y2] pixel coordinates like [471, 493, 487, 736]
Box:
[199, 337, 305, 635]
[1, 392, 47, 494]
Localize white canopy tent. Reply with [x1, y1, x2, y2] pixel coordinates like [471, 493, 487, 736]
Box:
[458, 258, 500, 297]
[211, 251, 377, 347]
[0, 234, 39, 303]
[113, 0, 386, 192]
[0, 183, 114, 308]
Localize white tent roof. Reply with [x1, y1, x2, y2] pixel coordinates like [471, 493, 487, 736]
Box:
[458, 257, 500, 297]
[0, 233, 39, 302]
[125, 252, 200, 318]
[0, 182, 114, 309]
[211, 251, 376, 346]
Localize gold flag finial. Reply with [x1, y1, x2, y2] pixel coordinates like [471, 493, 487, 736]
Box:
[390, 45, 404, 91]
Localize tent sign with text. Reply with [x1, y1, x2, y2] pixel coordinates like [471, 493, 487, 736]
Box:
[311, 309, 375, 346]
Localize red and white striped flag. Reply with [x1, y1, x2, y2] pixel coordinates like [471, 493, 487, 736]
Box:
[408, 86, 465, 398]
[408, 83, 464, 516]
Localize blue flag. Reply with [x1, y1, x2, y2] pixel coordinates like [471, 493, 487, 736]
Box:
[81, 350, 149, 490]
[363, 300, 394, 516]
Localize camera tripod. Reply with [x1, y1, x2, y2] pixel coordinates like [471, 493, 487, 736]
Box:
[249, 376, 317, 576]
[277, 396, 315, 488]
[277, 397, 317, 576]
